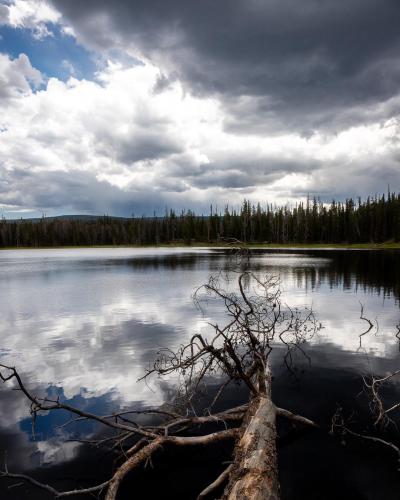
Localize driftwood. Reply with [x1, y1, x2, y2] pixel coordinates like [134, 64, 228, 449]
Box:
[224, 378, 279, 499]
[0, 269, 320, 499]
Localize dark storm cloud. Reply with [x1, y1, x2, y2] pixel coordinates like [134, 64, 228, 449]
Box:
[188, 156, 321, 189]
[0, 168, 168, 215]
[0, 166, 231, 215]
[290, 153, 400, 202]
[52, 0, 400, 134]
[95, 128, 182, 165]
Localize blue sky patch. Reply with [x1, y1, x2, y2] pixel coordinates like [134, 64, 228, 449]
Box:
[0, 22, 98, 82]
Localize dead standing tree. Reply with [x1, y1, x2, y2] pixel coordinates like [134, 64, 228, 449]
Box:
[0, 270, 319, 499]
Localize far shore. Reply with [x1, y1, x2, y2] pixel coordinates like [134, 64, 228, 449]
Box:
[1, 242, 400, 250]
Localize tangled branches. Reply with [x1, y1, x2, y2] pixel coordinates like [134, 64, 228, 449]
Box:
[144, 272, 317, 403]
[0, 270, 319, 499]
[364, 369, 400, 427]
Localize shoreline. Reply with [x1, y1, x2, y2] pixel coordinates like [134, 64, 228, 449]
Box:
[1, 242, 400, 251]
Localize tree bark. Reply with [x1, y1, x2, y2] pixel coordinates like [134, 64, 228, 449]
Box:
[224, 366, 279, 500]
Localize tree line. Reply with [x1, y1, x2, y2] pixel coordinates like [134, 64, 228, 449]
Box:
[1, 192, 400, 247]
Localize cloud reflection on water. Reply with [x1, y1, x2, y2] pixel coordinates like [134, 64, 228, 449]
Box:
[0, 247, 399, 471]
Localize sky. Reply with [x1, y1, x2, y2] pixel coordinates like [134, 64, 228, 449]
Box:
[0, 0, 400, 218]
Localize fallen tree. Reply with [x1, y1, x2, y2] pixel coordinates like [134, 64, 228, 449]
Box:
[0, 269, 319, 499]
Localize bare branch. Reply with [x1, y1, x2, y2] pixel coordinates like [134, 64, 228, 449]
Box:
[105, 429, 239, 500]
[197, 464, 233, 499]
[0, 470, 110, 498]
[0, 364, 156, 438]
[358, 303, 376, 349]
[331, 407, 400, 471]
[364, 369, 400, 426]
[276, 407, 318, 428]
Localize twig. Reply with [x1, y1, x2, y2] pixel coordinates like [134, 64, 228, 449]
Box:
[276, 407, 318, 428]
[197, 464, 233, 499]
[0, 470, 110, 498]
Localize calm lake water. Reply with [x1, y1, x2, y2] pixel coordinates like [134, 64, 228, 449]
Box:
[0, 247, 399, 499]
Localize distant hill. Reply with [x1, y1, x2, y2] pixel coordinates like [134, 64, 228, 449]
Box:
[5, 214, 131, 223]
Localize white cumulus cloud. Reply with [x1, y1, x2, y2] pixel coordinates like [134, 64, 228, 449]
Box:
[0, 51, 400, 217]
[0, 52, 42, 102]
[0, 0, 61, 39]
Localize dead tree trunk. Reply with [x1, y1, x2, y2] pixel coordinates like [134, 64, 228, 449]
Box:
[223, 364, 318, 500]
[225, 393, 279, 499]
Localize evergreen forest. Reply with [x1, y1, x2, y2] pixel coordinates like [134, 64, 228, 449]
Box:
[1, 193, 400, 247]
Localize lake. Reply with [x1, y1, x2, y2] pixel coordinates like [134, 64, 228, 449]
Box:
[0, 247, 399, 499]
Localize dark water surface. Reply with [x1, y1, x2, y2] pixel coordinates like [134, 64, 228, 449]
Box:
[0, 247, 399, 499]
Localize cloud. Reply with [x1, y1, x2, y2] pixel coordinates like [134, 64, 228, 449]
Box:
[0, 58, 225, 214]
[0, 4, 8, 24]
[0, 2, 400, 215]
[0, 52, 42, 103]
[0, 50, 399, 217]
[0, 0, 61, 39]
[50, 0, 400, 135]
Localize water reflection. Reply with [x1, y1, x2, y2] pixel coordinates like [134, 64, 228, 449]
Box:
[0, 247, 399, 498]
